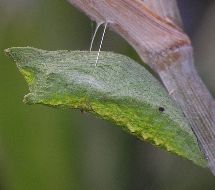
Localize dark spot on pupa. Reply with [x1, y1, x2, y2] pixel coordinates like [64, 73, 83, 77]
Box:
[159, 107, 165, 112]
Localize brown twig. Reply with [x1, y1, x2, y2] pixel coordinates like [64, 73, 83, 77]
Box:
[142, 0, 182, 27]
[67, 0, 215, 175]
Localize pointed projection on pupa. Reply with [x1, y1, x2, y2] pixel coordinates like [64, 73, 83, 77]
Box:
[5, 47, 206, 167]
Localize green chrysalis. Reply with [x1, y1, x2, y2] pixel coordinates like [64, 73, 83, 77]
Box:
[5, 47, 206, 167]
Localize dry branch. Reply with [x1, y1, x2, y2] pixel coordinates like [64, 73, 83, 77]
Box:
[67, 0, 215, 175]
[142, 0, 182, 27]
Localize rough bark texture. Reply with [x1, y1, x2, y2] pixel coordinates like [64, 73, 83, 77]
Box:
[67, 0, 215, 175]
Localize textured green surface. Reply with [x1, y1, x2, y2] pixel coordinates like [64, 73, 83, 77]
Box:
[5, 47, 206, 167]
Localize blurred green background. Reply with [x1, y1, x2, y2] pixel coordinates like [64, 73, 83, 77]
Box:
[0, 0, 215, 189]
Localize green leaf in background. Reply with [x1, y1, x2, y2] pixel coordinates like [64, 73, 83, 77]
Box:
[5, 47, 206, 167]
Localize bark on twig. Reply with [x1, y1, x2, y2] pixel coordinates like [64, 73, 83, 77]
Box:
[67, 0, 215, 175]
[142, 0, 182, 27]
